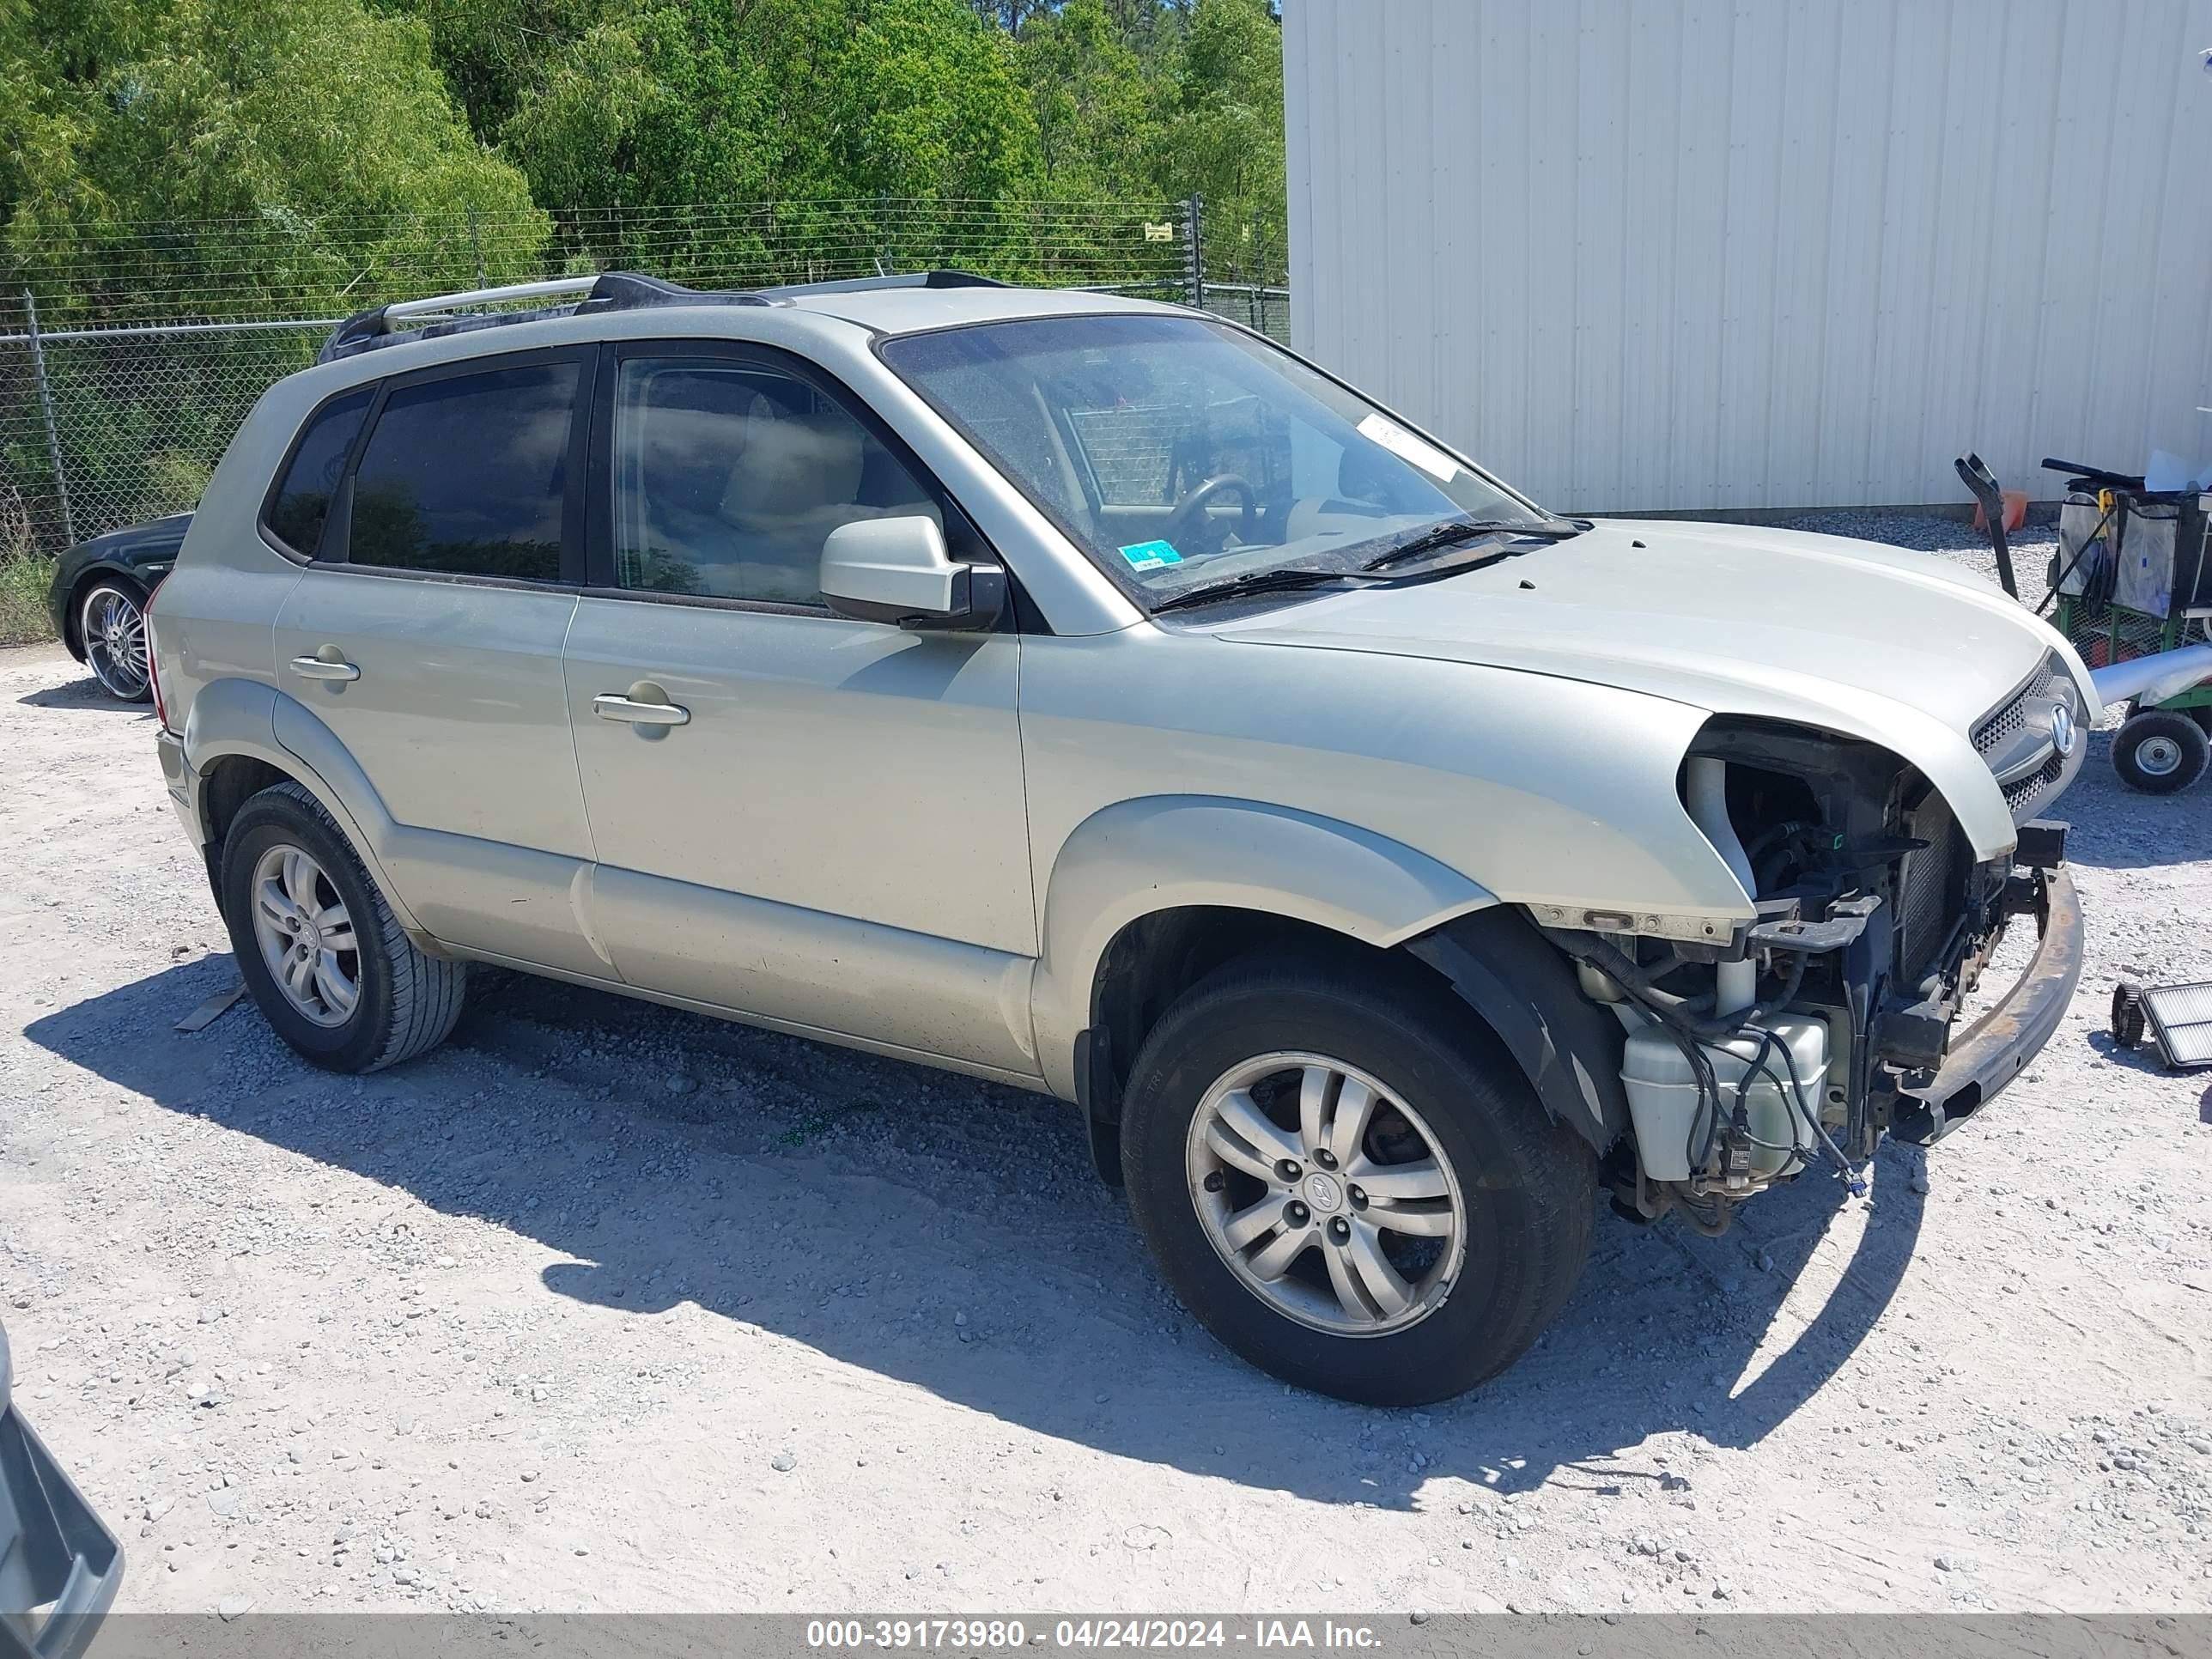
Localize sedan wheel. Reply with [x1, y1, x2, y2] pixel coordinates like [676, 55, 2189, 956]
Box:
[79, 582, 150, 702]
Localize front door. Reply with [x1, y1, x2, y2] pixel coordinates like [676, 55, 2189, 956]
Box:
[562, 343, 1038, 1074]
[269, 348, 605, 976]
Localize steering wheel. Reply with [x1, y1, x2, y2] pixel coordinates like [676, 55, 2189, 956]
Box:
[1165, 473, 1259, 549]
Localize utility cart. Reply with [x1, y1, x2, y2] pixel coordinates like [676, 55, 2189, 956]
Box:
[2042, 459, 2212, 793]
[1958, 452, 2212, 794]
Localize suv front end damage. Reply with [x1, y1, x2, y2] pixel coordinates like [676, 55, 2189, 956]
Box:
[1527, 663, 2087, 1232]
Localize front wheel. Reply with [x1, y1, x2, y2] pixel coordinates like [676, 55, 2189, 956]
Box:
[1119, 957, 1596, 1405]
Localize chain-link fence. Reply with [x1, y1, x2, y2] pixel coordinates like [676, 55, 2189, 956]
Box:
[0, 196, 1288, 560]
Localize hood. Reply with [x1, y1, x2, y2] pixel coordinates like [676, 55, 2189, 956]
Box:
[1210, 518, 2090, 738]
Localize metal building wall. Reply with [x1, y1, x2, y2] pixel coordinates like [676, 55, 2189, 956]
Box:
[1283, 0, 2212, 514]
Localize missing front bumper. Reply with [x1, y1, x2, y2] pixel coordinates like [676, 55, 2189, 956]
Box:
[1889, 865, 2083, 1146]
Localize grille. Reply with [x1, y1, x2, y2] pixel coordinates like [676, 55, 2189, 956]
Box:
[1972, 657, 2056, 755]
[2003, 752, 2066, 815]
[1897, 793, 1965, 978]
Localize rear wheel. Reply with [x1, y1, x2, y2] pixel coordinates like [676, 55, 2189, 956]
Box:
[78, 579, 150, 702]
[217, 781, 466, 1072]
[1119, 956, 1596, 1405]
[2112, 708, 2209, 794]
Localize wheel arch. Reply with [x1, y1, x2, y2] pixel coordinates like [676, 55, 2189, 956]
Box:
[182, 678, 431, 943]
[61, 563, 148, 659]
[1039, 797, 1632, 1183]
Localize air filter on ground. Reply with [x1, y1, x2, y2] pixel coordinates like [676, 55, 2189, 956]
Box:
[2112, 979, 2212, 1071]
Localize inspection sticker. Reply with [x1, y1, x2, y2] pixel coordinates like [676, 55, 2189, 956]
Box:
[1357, 411, 1459, 483]
[1118, 539, 1184, 571]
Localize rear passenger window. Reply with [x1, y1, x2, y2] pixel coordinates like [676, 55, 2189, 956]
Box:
[265, 387, 371, 557]
[347, 362, 577, 581]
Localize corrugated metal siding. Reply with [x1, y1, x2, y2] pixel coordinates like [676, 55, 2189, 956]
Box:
[1284, 0, 2212, 513]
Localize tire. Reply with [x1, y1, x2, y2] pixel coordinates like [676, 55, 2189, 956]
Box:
[77, 577, 152, 702]
[217, 781, 466, 1073]
[1119, 954, 1597, 1406]
[2111, 981, 2147, 1050]
[2112, 708, 2209, 795]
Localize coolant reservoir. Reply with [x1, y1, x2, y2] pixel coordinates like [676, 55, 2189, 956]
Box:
[1621, 1015, 1829, 1184]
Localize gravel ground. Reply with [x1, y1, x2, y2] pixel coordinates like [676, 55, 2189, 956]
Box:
[3, 517, 2210, 1619]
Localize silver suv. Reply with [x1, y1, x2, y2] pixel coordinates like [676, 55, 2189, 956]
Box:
[148, 271, 2088, 1404]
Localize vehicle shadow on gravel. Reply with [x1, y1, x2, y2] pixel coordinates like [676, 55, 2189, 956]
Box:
[29, 957, 1922, 1510]
[15, 678, 151, 712]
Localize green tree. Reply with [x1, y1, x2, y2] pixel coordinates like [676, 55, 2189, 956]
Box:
[1015, 0, 1157, 198]
[1146, 0, 1283, 237]
[2, 0, 546, 320]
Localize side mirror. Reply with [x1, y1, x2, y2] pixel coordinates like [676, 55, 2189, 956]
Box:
[820, 515, 1006, 631]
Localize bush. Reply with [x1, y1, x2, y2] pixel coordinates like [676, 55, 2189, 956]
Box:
[0, 489, 56, 645]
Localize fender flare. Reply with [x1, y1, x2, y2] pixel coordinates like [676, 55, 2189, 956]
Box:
[1030, 795, 1498, 1099]
[181, 677, 429, 940]
[1403, 906, 1629, 1154]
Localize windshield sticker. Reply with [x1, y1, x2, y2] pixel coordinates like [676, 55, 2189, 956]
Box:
[1357, 412, 1459, 483]
[1117, 539, 1184, 571]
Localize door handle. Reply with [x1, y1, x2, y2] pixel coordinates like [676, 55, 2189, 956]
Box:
[593, 692, 690, 727]
[290, 653, 360, 683]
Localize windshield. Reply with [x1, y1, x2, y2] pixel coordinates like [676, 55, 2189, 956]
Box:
[877, 313, 1545, 605]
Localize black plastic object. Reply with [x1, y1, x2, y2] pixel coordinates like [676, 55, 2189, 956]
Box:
[755, 269, 1009, 297]
[0, 1326, 124, 1659]
[2111, 981, 2148, 1049]
[1954, 453, 2019, 599]
[1892, 866, 2083, 1146]
[2014, 818, 2069, 870]
[2042, 456, 2147, 492]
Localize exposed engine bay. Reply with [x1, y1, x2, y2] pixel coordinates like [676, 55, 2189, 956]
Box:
[1536, 684, 2081, 1237]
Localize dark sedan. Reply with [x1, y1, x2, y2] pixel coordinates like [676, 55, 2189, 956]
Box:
[44, 512, 192, 702]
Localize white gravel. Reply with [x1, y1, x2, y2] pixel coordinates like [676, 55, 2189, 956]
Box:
[3, 531, 2209, 1617]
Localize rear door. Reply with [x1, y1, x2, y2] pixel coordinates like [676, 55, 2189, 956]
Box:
[559, 340, 1038, 1073]
[268, 347, 605, 975]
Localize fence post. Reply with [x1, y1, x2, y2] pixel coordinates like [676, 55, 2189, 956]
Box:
[469, 204, 487, 289]
[1182, 195, 1205, 312]
[22, 289, 76, 550]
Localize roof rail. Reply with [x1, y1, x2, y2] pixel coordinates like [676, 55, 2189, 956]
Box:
[756, 269, 1010, 297]
[317, 270, 771, 363]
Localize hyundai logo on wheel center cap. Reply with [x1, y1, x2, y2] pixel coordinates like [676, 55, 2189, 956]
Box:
[1302, 1171, 1345, 1212]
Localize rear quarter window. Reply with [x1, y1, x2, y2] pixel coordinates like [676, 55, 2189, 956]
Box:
[264, 386, 373, 557]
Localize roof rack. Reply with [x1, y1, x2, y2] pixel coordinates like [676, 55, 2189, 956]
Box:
[319, 268, 1011, 362]
[755, 269, 1008, 297]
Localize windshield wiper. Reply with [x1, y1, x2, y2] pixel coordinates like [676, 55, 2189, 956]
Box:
[1360, 515, 1586, 573]
[1149, 566, 1379, 613]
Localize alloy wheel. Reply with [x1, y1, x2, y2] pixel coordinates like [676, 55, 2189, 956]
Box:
[80, 585, 148, 700]
[1183, 1051, 1468, 1337]
[249, 844, 361, 1028]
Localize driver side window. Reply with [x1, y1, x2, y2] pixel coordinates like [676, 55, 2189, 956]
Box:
[612, 358, 940, 606]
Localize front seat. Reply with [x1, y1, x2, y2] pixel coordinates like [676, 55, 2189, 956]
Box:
[714, 398, 872, 604]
